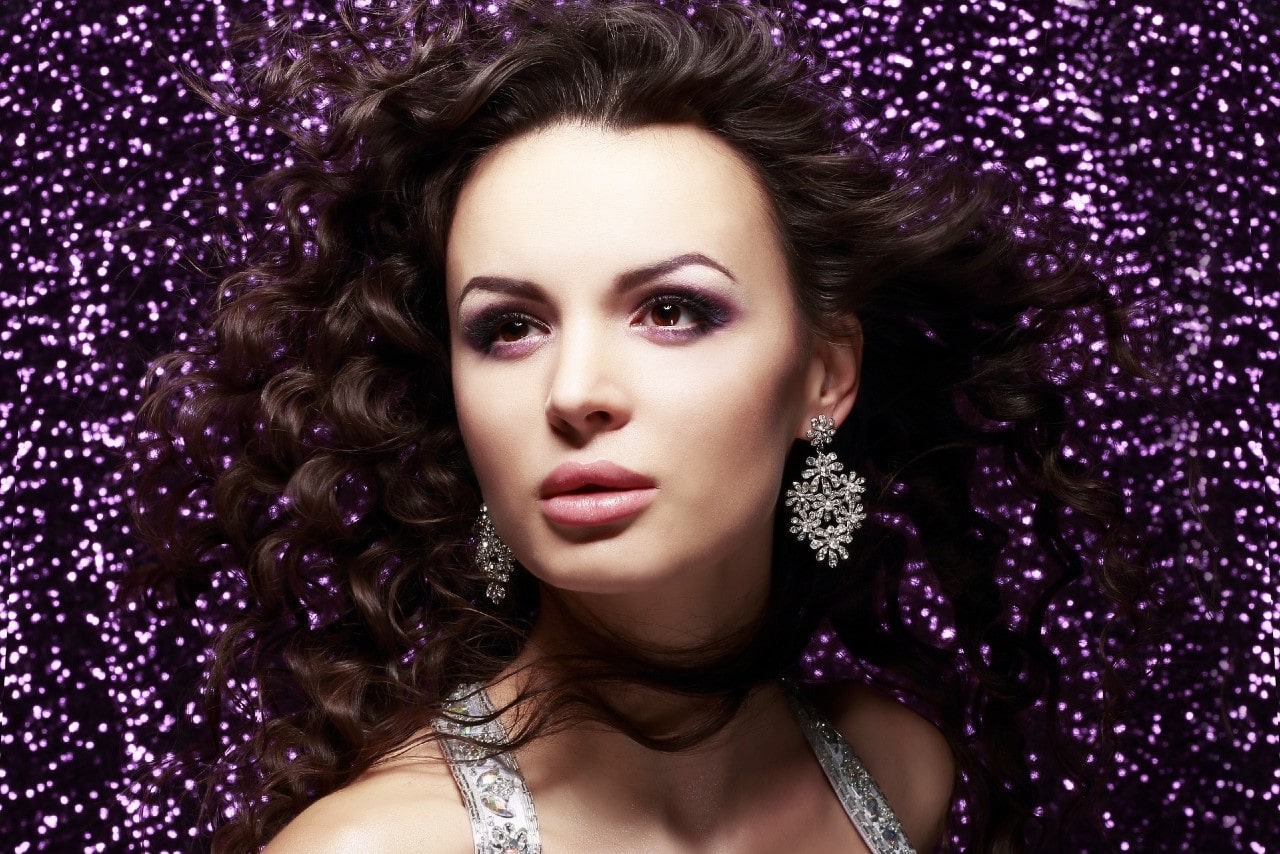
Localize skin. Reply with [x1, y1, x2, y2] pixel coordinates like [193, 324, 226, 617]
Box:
[265, 123, 954, 853]
[449, 122, 846, 652]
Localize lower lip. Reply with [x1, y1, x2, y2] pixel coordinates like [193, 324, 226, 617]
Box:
[540, 488, 656, 527]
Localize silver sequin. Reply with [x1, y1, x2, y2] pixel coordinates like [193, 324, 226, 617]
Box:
[436, 685, 542, 854]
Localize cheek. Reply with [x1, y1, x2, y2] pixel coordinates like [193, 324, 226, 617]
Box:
[453, 365, 528, 496]
[646, 336, 808, 473]
[653, 359, 803, 560]
[689, 335, 807, 425]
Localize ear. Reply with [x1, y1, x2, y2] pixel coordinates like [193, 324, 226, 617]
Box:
[797, 316, 862, 439]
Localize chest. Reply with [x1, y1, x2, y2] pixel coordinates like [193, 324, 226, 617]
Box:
[436, 684, 915, 854]
[530, 770, 875, 854]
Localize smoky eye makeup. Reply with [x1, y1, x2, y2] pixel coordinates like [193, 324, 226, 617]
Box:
[454, 277, 742, 355]
[458, 304, 547, 353]
[632, 285, 738, 334]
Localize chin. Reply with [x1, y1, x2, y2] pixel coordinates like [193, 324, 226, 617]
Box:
[525, 563, 682, 597]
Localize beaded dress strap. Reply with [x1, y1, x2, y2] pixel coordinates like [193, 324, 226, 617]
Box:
[436, 684, 542, 854]
[784, 684, 918, 854]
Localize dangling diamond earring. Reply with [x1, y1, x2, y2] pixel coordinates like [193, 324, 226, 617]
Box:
[472, 504, 514, 603]
[784, 415, 867, 568]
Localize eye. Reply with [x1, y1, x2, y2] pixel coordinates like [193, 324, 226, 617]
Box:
[495, 318, 534, 342]
[460, 308, 547, 354]
[634, 290, 733, 337]
[645, 300, 695, 328]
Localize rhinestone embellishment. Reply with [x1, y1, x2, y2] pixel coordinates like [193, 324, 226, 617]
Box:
[784, 683, 916, 853]
[784, 415, 867, 567]
[436, 684, 541, 854]
[473, 506, 514, 603]
[487, 822, 532, 854]
[478, 768, 516, 818]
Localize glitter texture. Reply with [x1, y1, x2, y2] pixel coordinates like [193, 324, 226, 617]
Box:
[3, 0, 1275, 850]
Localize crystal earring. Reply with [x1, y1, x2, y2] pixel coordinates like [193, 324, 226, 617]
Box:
[784, 415, 866, 568]
[472, 504, 514, 603]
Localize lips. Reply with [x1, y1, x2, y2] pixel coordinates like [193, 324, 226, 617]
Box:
[539, 461, 657, 527]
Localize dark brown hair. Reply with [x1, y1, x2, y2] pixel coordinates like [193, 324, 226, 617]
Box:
[126, 0, 1152, 850]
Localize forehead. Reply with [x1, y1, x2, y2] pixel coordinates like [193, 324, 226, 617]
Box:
[444, 122, 788, 295]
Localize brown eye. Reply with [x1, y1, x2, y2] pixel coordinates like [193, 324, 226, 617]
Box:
[496, 320, 531, 342]
[649, 302, 683, 327]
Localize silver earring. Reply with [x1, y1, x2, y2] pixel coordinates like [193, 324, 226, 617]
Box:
[784, 415, 866, 568]
[472, 504, 514, 603]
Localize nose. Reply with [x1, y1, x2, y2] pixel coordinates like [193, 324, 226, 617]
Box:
[544, 323, 631, 443]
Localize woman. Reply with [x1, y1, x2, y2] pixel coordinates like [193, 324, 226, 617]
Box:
[127, 0, 1150, 851]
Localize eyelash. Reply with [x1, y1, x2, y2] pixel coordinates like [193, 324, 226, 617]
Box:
[461, 309, 545, 354]
[461, 289, 732, 355]
[636, 290, 731, 334]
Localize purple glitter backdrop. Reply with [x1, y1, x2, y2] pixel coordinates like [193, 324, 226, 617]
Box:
[2, 0, 1276, 850]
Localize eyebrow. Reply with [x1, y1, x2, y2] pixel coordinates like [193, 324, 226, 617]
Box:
[453, 252, 738, 311]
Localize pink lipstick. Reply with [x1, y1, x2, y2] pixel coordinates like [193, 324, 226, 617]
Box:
[539, 461, 656, 527]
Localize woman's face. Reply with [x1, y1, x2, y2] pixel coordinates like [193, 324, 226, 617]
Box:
[447, 122, 854, 603]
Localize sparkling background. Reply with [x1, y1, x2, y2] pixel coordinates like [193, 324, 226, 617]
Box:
[2, 0, 1276, 850]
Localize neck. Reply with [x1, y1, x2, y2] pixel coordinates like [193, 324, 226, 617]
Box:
[529, 525, 776, 649]
[540, 580, 766, 654]
[485, 674, 809, 842]
[487, 581, 779, 779]
[483, 560, 803, 839]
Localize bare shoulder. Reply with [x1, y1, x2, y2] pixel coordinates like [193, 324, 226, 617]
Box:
[261, 735, 472, 854]
[810, 682, 955, 852]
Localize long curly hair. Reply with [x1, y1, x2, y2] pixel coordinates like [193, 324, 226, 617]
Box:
[125, 0, 1154, 850]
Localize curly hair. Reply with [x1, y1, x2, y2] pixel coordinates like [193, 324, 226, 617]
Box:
[125, 0, 1153, 850]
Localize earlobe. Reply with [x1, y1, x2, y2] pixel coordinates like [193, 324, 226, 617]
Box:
[800, 318, 862, 437]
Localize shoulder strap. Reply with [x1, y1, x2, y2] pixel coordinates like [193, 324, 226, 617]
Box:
[784, 684, 918, 854]
[435, 684, 542, 854]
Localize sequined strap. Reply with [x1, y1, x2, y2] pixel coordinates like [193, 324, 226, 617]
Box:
[436, 684, 542, 854]
[785, 686, 918, 854]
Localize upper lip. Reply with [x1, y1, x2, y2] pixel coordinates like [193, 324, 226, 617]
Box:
[539, 461, 656, 498]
